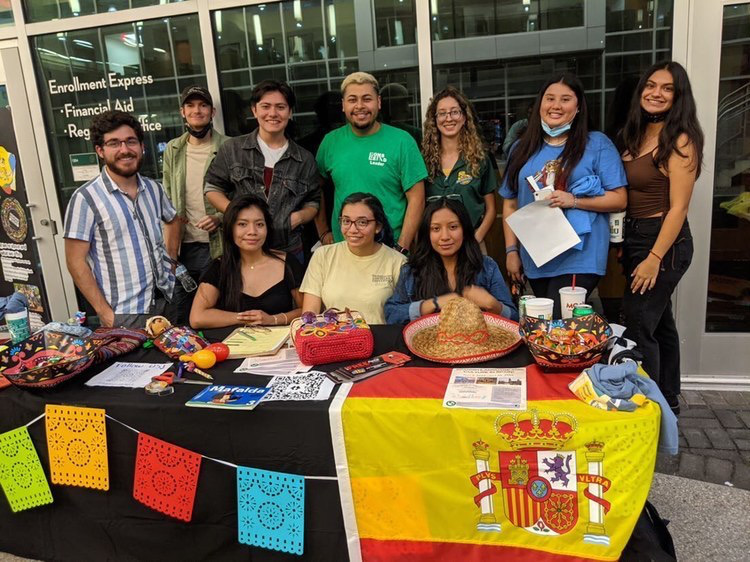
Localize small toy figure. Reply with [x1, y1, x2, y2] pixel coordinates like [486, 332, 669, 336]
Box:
[145, 316, 172, 338]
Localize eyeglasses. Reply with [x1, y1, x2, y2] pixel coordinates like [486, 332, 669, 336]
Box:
[426, 194, 463, 203]
[436, 109, 463, 121]
[339, 217, 377, 230]
[102, 138, 141, 149]
[301, 309, 339, 325]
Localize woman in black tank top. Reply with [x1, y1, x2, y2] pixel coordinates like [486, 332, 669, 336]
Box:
[189, 194, 303, 329]
[617, 61, 704, 414]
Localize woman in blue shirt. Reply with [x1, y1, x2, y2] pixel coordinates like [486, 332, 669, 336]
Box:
[500, 73, 628, 318]
[385, 198, 517, 325]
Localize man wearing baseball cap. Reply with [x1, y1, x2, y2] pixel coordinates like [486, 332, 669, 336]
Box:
[162, 85, 228, 324]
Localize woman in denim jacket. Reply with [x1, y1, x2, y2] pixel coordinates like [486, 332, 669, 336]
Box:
[385, 197, 517, 325]
[618, 61, 704, 414]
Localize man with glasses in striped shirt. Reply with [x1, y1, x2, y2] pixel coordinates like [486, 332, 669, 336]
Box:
[64, 110, 181, 329]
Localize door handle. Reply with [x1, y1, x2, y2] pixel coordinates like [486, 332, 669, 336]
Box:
[39, 219, 58, 236]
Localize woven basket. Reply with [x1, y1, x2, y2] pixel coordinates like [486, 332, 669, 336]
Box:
[291, 310, 374, 366]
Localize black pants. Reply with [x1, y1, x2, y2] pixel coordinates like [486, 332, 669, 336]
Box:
[528, 273, 601, 319]
[622, 218, 693, 405]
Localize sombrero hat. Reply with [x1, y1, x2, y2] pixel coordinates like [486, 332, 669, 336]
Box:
[403, 297, 521, 364]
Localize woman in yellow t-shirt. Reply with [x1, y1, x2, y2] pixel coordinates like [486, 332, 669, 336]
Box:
[300, 192, 406, 324]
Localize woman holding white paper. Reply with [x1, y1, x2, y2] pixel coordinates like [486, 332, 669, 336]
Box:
[500, 73, 627, 318]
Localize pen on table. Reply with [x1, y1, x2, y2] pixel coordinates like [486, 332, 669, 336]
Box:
[238, 328, 256, 341]
[183, 361, 214, 381]
[174, 378, 211, 386]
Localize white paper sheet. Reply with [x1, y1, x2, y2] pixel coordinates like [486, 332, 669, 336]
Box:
[505, 200, 580, 267]
[443, 368, 527, 410]
[85, 362, 173, 388]
[234, 348, 311, 376]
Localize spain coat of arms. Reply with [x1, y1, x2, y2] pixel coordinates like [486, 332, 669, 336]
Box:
[469, 409, 612, 546]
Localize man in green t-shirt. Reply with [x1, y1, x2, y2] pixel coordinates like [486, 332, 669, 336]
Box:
[315, 72, 427, 254]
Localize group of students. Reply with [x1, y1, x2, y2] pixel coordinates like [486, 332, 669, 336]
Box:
[63, 62, 703, 413]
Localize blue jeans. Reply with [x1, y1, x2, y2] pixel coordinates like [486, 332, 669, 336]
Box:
[622, 218, 693, 405]
[170, 242, 212, 325]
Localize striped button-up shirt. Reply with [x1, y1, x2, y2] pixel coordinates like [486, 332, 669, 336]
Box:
[64, 169, 177, 314]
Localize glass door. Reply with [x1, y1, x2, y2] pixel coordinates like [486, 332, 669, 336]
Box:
[676, 0, 750, 384]
[0, 45, 69, 324]
[706, 4, 750, 335]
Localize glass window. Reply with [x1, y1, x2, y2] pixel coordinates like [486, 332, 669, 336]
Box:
[431, 0, 674, 158]
[31, 14, 206, 212]
[213, 1, 420, 145]
[374, 0, 417, 47]
[0, 5, 13, 27]
[431, 0, 584, 40]
[605, 0, 654, 32]
[24, 0, 185, 23]
[706, 4, 750, 333]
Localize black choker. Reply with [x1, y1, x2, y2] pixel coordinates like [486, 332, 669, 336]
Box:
[642, 110, 668, 123]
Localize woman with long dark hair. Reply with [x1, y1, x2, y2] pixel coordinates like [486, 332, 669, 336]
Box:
[385, 198, 517, 324]
[189, 194, 303, 328]
[500, 73, 628, 318]
[422, 87, 497, 251]
[300, 192, 405, 324]
[618, 61, 703, 414]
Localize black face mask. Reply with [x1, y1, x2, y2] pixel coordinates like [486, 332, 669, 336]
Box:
[642, 109, 668, 123]
[187, 121, 213, 139]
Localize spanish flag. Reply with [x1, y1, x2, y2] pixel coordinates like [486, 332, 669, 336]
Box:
[332, 365, 660, 561]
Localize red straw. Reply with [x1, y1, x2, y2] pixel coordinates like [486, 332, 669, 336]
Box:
[571, 274, 576, 290]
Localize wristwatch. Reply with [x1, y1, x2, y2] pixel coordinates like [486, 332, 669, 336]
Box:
[394, 243, 409, 256]
[432, 296, 440, 313]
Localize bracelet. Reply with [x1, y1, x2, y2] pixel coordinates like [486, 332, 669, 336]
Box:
[505, 244, 519, 254]
[273, 314, 278, 325]
[572, 196, 578, 209]
[649, 250, 663, 262]
[394, 243, 409, 256]
[319, 230, 331, 242]
[281, 312, 288, 325]
[432, 296, 440, 313]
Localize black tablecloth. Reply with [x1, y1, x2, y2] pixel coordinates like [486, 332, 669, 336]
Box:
[0, 325, 534, 561]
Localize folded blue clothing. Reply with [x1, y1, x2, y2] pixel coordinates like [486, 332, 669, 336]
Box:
[587, 362, 679, 456]
[564, 175, 605, 251]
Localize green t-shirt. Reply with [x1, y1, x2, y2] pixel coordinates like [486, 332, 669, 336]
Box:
[316, 123, 428, 242]
[425, 154, 497, 229]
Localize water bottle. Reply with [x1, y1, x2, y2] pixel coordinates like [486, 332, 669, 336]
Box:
[174, 263, 198, 293]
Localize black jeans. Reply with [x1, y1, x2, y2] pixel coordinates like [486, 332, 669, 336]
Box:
[622, 217, 693, 405]
[528, 274, 601, 319]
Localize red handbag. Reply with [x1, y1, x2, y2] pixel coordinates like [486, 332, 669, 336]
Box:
[291, 309, 374, 366]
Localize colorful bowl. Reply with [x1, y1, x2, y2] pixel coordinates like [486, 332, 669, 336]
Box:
[519, 313, 612, 370]
[0, 327, 147, 389]
[0, 330, 97, 388]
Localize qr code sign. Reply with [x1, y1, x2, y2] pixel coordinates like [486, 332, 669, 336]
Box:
[263, 372, 332, 402]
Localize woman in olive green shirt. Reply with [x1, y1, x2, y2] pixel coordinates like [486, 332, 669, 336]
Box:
[422, 87, 497, 248]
